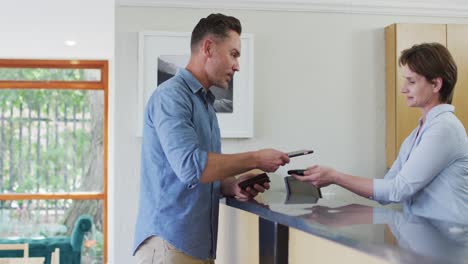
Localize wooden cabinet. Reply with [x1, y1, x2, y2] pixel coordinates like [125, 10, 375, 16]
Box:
[385, 23, 468, 168]
[448, 25, 468, 144]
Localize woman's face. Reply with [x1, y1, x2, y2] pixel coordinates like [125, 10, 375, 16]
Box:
[400, 65, 441, 110]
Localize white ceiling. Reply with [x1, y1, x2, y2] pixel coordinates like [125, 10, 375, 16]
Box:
[117, 0, 468, 17]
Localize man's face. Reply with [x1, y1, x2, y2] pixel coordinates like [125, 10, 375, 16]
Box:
[205, 30, 241, 89]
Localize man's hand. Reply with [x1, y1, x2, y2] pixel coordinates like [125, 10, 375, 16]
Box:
[254, 149, 290, 172]
[221, 173, 271, 200]
[201, 149, 289, 183]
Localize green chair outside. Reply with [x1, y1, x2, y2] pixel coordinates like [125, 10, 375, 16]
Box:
[0, 215, 92, 264]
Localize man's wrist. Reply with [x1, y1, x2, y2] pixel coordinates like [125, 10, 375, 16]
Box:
[220, 177, 236, 196]
[249, 151, 259, 169]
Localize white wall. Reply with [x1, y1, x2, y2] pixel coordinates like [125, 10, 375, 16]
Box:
[115, 6, 468, 264]
[0, 1, 115, 263]
[0, 0, 114, 59]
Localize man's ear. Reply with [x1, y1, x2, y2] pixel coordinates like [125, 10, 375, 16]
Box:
[432, 77, 443, 93]
[202, 38, 214, 58]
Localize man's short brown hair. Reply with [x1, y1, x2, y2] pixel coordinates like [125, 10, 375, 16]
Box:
[190, 13, 242, 51]
[399, 43, 457, 104]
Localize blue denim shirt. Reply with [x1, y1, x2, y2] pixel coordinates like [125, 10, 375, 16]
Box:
[133, 68, 222, 260]
[374, 104, 468, 224]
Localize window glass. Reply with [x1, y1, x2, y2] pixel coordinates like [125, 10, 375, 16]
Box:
[0, 89, 103, 193]
[0, 199, 103, 264]
[0, 68, 101, 81]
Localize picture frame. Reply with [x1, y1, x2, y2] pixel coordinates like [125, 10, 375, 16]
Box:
[137, 31, 254, 138]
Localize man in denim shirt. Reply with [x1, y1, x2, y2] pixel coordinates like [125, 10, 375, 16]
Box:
[134, 14, 290, 264]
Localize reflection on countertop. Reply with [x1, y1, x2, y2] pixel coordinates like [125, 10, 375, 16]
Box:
[225, 191, 468, 264]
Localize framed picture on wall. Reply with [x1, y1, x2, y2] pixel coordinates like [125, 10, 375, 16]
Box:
[137, 31, 254, 138]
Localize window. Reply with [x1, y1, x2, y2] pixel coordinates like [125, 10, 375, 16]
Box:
[0, 59, 108, 264]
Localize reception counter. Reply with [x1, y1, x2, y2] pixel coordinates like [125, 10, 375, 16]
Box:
[224, 191, 468, 264]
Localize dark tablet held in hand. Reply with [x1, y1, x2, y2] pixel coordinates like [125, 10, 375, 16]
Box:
[284, 176, 322, 198]
[238, 173, 270, 190]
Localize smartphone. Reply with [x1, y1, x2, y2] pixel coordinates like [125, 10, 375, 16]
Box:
[287, 149, 314, 158]
[287, 169, 306, 176]
[238, 173, 270, 190]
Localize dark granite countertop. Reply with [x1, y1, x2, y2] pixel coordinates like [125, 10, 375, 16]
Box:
[224, 191, 468, 264]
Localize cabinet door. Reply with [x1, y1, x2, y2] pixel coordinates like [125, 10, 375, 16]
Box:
[385, 24, 446, 167]
[448, 24, 468, 133]
[395, 24, 447, 155]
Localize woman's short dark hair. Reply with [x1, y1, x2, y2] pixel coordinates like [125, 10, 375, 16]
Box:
[191, 13, 242, 51]
[399, 43, 457, 104]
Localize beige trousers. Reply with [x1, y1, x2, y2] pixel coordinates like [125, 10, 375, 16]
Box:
[134, 236, 215, 264]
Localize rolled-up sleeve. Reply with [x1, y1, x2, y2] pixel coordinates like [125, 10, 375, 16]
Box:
[152, 86, 207, 185]
[374, 123, 459, 204]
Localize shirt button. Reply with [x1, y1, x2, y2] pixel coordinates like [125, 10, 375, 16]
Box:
[188, 184, 197, 189]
